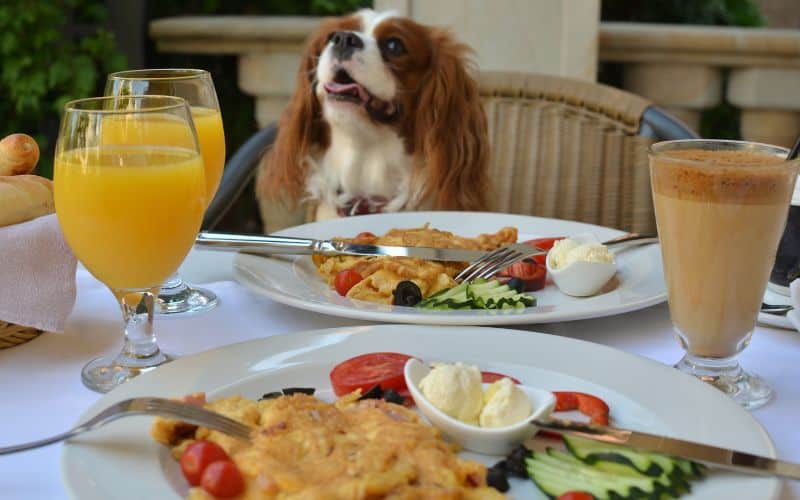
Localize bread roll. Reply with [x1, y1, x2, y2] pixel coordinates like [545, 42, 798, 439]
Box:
[0, 133, 40, 176]
[0, 175, 54, 227]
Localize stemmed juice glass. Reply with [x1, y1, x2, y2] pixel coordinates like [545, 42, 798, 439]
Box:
[54, 95, 206, 392]
[650, 140, 800, 409]
[105, 69, 225, 315]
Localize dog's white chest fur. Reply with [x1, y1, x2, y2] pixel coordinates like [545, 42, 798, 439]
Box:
[306, 124, 414, 219]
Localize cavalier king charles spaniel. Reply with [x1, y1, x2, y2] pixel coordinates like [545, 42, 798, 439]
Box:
[256, 9, 489, 232]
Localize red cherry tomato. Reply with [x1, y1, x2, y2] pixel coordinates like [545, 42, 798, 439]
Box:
[557, 492, 595, 500]
[480, 371, 521, 384]
[200, 460, 245, 498]
[334, 269, 363, 296]
[525, 237, 565, 265]
[330, 352, 412, 397]
[354, 231, 377, 241]
[505, 259, 547, 291]
[180, 440, 231, 486]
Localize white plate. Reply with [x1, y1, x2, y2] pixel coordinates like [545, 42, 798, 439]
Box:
[61, 324, 778, 500]
[233, 212, 666, 325]
[758, 286, 794, 330]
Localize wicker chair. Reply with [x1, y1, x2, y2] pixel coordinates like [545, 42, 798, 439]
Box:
[203, 72, 696, 232]
[479, 72, 696, 234]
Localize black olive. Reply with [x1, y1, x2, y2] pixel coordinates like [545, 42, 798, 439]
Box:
[486, 464, 510, 492]
[382, 388, 406, 405]
[359, 384, 385, 400]
[392, 280, 423, 306]
[504, 445, 531, 478]
[258, 391, 282, 401]
[282, 387, 316, 396]
[507, 277, 525, 293]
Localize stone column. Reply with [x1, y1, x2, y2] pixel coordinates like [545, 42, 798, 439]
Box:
[374, 0, 601, 81]
[728, 68, 800, 148]
[239, 51, 306, 128]
[149, 16, 319, 128]
[621, 63, 722, 133]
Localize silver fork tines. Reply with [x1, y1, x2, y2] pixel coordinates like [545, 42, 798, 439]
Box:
[0, 397, 253, 455]
[454, 243, 542, 282]
[453, 233, 659, 283]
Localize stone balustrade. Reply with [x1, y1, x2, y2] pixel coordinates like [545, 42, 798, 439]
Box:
[600, 22, 800, 147]
[150, 17, 800, 147]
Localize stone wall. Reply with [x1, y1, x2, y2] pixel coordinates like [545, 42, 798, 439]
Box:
[150, 15, 800, 147]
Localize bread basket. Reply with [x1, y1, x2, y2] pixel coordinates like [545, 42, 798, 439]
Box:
[0, 321, 42, 349]
[0, 133, 54, 348]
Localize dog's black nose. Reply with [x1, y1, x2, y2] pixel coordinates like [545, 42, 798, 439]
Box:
[330, 31, 364, 60]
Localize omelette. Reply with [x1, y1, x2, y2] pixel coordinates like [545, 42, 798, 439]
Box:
[152, 392, 506, 499]
[313, 225, 518, 304]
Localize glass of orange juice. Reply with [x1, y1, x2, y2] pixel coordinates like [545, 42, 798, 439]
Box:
[55, 95, 206, 393]
[105, 69, 225, 315]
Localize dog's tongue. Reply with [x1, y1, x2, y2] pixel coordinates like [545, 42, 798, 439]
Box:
[325, 82, 369, 101]
[324, 81, 369, 101]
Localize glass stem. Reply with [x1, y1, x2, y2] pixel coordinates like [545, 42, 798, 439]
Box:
[160, 272, 185, 293]
[114, 288, 164, 364]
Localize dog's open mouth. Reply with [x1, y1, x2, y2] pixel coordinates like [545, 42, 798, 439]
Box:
[323, 68, 399, 123]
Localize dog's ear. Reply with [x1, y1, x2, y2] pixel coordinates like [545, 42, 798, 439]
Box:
[413, 29, 489, 211]
[257, 20, 340, 205]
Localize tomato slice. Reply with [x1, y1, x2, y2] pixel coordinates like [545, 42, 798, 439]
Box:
[524, 236, 565, 251]
[334, 269, 363, 296]
[200, 460, 245, 498]
[481, 371, 521, 384]
[180, 440, 230, 486]
[504, 259, 547, 291]
[330, 352, 412, 397]
[524, 237, 565, 265]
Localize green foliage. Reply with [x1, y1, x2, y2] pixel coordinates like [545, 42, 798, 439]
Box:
[600, 0, 766, 140]
[150, 0, 371, 17]
[700, 101, 742, 140]
[602, 0, 765, 26]
[0, 0, 126, 177]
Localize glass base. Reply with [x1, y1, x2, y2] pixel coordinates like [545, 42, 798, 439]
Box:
[81, 352, 174, 393]
[675, 354, 773, 410]
[156, 273, 218, 316]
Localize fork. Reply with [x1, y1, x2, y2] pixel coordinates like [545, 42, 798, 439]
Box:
[0, 397, 253, 455]
[454, 233, 658, 282]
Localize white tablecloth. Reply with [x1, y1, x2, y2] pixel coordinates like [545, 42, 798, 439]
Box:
[1, 249, 799, 499]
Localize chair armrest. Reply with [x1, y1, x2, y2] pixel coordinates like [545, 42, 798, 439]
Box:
[639, 105, 699, 141]
[202, 123, 278, 230]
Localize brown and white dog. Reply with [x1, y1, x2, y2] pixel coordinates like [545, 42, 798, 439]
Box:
[256, 9, 489, 232]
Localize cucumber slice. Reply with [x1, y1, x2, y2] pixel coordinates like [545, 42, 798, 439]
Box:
[428, 282, 469, 301]
[419, 292, 472, 310]
[547, 448, 680, 498]
[416, 279, 536, 310]
[467, 279, 506, 295]
[527, 451, 663, 500]
[564, 435, 703, 480]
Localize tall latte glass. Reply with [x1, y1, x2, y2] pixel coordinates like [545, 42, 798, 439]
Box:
[650, 140, 800, 409]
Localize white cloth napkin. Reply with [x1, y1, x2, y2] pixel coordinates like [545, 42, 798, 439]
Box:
[0, 214, 77, 332]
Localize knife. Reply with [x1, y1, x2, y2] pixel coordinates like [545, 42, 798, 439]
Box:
[195, 231, 495, 262]
[532, 417, 800, 480]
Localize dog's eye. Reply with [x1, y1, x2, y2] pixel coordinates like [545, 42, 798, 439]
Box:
[382, 37, 406, 57]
